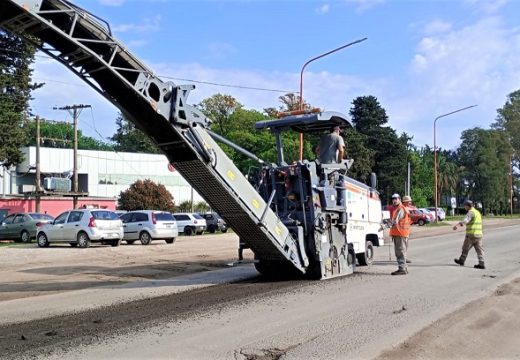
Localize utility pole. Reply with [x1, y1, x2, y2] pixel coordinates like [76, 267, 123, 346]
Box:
[53, 104, 91, 208]
[35, 116, 41, 212]
[510, 154, 513, 217]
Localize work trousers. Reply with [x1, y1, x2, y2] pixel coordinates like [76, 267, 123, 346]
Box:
[459, 234, 485, 265]
[393, 236, 408, 270]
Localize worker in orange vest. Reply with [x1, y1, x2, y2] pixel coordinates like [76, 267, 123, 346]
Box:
[389, 194, 412, 275]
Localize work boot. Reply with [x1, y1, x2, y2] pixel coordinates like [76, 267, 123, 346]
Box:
[474, 264, 486, 269]
[391, 268, 408, 275]
[454, 258, 464, 266]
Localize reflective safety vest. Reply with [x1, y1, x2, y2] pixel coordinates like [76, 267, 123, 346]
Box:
[389, 204, 411, 237]
[466, 208, 483, 236]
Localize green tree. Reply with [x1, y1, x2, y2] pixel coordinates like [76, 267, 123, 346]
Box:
[0, 30, 42, 168]
[110, 113, 159, 153]
[24, 118, 112, 150]
[493, 89, 520, 185]
[197, 94, 242, 136]
[118, 179, 175, 212]
[263, 92, 309, 117]
[458, 128, 512, 214]
[348, 96, 410, 202]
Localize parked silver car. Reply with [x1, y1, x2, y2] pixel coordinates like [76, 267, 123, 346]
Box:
[0, 212, 54, 243]
[36, 209, 123, 248]
[427, 207, 446, 221]
[173, 213, 206, 235]
[119, 210, 178, 245]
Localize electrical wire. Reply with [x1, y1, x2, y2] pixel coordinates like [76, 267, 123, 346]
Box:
[2, 47, 298, 94]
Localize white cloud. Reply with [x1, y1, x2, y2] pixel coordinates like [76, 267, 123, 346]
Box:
[402, 15, 520, 148]
[464, 0, 509, 14]
[315, 4, 330, 15]
[206, 42, 237, 60]
[112, 15, 161, 33]
[99, 0, 125, 6]
[423, 20, 452, 35]
[350, 0, 386, 13]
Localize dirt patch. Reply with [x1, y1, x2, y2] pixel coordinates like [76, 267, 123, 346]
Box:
[0, 233, 252, 302]
[376, 277, 520, 360]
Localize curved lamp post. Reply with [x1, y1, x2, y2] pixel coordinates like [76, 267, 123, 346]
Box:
[298, 38, 367, 160]
[434, 105, 477, 221]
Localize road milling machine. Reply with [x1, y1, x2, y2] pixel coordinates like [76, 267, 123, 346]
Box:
[0, 0, 386, 279]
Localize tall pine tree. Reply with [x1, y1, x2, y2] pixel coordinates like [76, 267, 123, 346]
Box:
[0, 30, 42, 168]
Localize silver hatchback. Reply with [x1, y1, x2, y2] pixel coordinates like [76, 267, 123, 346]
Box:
[37, 209, 123, 248]
[120, 210, 178, 245]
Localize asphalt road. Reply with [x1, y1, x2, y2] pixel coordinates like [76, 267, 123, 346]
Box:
[2, 223, 520, 359]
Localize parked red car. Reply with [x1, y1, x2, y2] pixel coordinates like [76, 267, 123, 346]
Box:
[408, 207, 432, 226]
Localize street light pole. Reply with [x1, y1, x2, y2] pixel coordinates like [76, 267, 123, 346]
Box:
[297, 38, 367, 160]
[434, 105, 477, 222]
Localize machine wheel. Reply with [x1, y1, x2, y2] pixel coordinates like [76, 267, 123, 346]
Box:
[69, 243, 78, 247]
[37, 233, 49, 248]
[357, 241, 374, 266]
[77, 232, 91, 248]
[139, 231, 152, 245]
[126, 240, 135, 245]
[221, 226, 228, 233]
[418, 219, 425, 226]
[20, 230, 31, 243]
[165, 238, 176, 244]
[111, 239, 121, 247]
[184, 227, 193, 236]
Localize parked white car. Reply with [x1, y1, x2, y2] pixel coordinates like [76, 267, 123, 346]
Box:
[37, 209, 123, 248]
[419, 208, 437, 221]
[119, 210, 178, 245]
[427, 207, 446, 221]
[173, 213, 206, 235]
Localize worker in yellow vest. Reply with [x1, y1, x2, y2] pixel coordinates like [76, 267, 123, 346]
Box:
[389, 194, 412, 275]
[453, 200, 485, 269]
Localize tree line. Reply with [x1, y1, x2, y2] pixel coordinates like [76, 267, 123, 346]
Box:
[2, 29, 519, 214]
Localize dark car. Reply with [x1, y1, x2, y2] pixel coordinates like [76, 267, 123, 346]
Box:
[199, 212, 228, 233]
[0, 212, 55, 243]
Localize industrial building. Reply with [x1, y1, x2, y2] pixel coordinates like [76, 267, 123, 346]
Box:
[0, 147, 203, 218]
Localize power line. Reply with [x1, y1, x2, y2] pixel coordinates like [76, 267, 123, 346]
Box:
[2, 47, 297, 94]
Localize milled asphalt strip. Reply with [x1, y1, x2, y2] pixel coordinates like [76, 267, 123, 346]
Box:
[0, 264, 259, 326]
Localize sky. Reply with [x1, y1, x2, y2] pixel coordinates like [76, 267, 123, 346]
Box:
[29, 0, 520, 152]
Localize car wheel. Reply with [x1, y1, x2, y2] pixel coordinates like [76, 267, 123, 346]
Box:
[77, 232, 91, 248]
[111, 239, 121, 247]
[69, 243, 78, 247]
[20, 230, 31, 243]
[221, 227, 228, 233]
[418, 219, 425, 226]
[139, 231, 152, 245]
[126, 240, 135, 245]
[207, 225, 216, 233]
[165, 238, 176, 244]
[37, 233, 49, 248]
[184, 227, 193, 236]
[356, 241, 374, 266]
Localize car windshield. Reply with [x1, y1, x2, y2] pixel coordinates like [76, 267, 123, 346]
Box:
[91, 211, 119, 220]
[29, 213, 54, 221]
[193, 214, 204, 220]
[154, 212, 175, 221]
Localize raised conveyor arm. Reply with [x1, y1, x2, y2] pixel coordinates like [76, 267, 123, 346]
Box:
[0, 0, 306, 273]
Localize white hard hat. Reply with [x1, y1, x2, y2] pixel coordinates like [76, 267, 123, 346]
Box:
[391, 193, 400, 199]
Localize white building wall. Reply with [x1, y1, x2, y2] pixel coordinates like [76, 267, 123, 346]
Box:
[16, 147, 204, 203]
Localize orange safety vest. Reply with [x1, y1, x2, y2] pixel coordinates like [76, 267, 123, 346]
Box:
[389, 204, 411, 237]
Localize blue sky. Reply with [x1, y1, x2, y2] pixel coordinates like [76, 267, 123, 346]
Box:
[30, 0, 520, 151]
